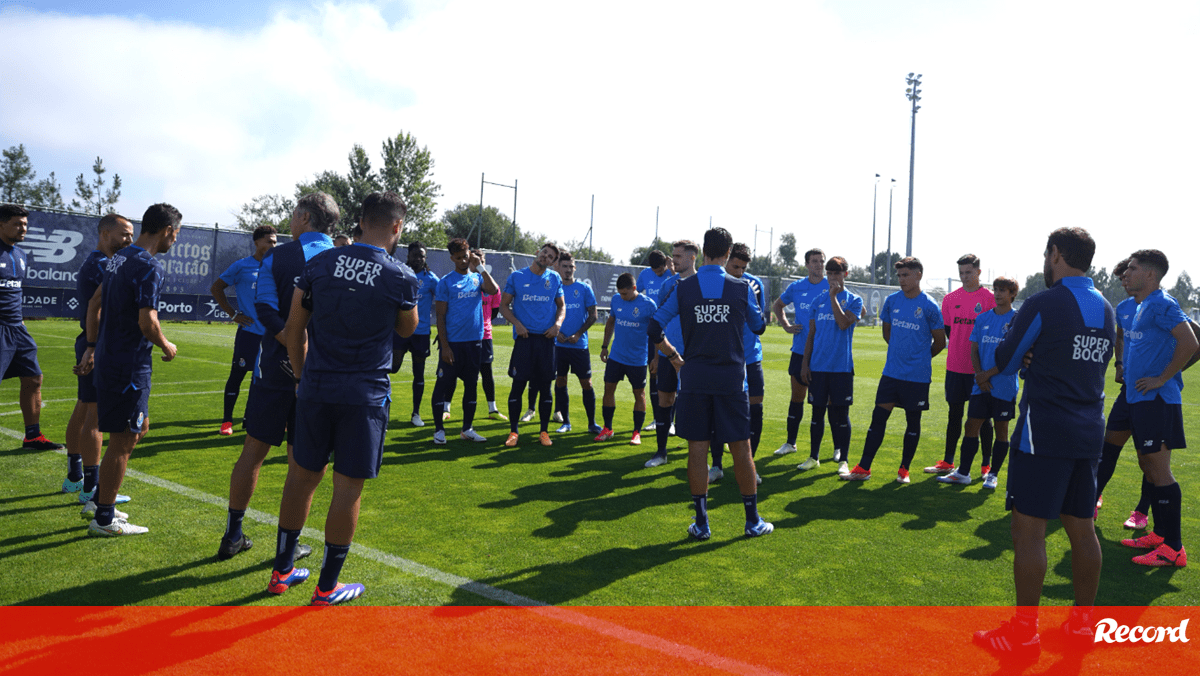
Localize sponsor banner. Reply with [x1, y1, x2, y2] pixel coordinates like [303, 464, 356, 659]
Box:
[0, 606, 1194, 674]
[22, 290, 231, 322]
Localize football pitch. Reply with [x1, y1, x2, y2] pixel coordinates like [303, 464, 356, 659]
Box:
[1, 319, 1195, 607]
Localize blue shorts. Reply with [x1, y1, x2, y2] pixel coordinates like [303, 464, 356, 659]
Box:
[97, 385, 150, 434]
[604, 359, 646, 390]
[556, 347, 592, 378]
[482, 338, 494, 365]
[1106, 385, 1131, 432]
[391, 333, 430, 373]
[0, 323, 41, 380]
[746, 361, 764, 398]
[944, 370, 974, 404]
[243, 383, 296, 447]
[788, 352, 805, 379]
[437, 341, 482, 382]
[968, 392, 1015, 422]
[1130, 396, 1186, 454]
[293, 398, 390, 479]
[1006, 449, 1098, 520]
[655, 353, 679, 394]
[875, 375, 931, 411]
[808, 371, 854, 407]
[232, 328, 261, 370]
[508, 334, 556, 383]
[75, 333, 97, 403]
[675, 391, 751, 444]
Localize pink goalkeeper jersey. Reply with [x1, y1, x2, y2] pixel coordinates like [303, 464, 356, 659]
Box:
[481, 289, 501, 339]
[941, 286, 996, 374]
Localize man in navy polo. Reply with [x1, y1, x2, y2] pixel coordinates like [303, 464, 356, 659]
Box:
[648, 227, 770, 540]
[269, 191, 418, 606]
[0, 204, 65, 451]
[596, 272, 657, 444]
[396, 241, 439, 427]
[210, 225, 277, 436]
[974, 227, 1114, 658]
[500, 242, 565, 447]
[430, 237, 497, 444]
[63, 213, 134, 506]
[553, 251, 599, 435]
[214, 191, 339, 561]
[80, 203, 182, 536]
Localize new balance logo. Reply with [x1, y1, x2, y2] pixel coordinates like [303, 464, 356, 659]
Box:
[1093, 618, 1189, 643]
[1145, 440, 1155, 447]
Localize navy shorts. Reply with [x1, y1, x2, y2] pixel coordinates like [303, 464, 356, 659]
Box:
[437, 341, 482, 382]
[75, 334, 97, 403]
[509, 334, 556, 383]
[655, 353, 679, 393]
[0, 323, 41, 380]
[1106, 386, 1131, 432]
[232, 328, 262, 371]
[808, 371, 854, 406]
[481, 338, 494, 365]
[968, 392, 1016, 422]
[1130, 396, 1186, 454]
[788, 352, 805, 380]
[243, 383, 296, 447]
[944, 370, 975, 404]
[97, 385, 150, 434]
[1005, 449, 1098, 520]
[556, 347, 592, 378]
[675, 390, 751, 444]
[875, 375, 931, 411]
[746, 361, 764, 398]
[293, 398, 390, 479]
[604, 359, 646, 390]
[391, 333, 430, 373]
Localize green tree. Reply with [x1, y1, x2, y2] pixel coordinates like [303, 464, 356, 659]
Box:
[1018, 272, 1047, 301]
[1, 144, 65, 208]
[869, 251, 902, 285]
[441, 203, 541, 253]
[235, 194, 295, 233]
[71, 156, 121, 215]
[379, 132, 442, 244]
[846, 265, 871, 283]
[776, 232, 798, 275]
[563, 238, 613, 263]
[1170, 270, 1195, 310]
[629, 237, 674, 266]
[296, 170, 354, 229]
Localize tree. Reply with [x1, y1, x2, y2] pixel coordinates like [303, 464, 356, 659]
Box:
[1, 144, 65, 208]
[868, 251, 902, 285]
[776, 233, 798, 276]
[235, 194, 295, 233]
[1170, 270, 1195, 310]
[379, 132, 442, 244]
[847, 265, 871, 283]
[629, 237, 674, 267]
[1018, 272, 1047, 301]
[441, 203, 541, 253]
[71, 156, 121, 215]
[296, 170, 354, 230]
[563, 238, 613, 263]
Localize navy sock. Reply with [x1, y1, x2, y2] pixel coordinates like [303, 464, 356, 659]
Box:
[900, 409, 922, 470]
[461, 387, 477, 431]
[83, 465, 99, 494]
[980, 420, 994, 467]
[786, 401, 803, 446]
[1136, 477, 1153, 515]
[655, 405, 672, 455]
[274, 527, 302, 573]
[508, 381, 527, 433]
[223, 367, 248, 422]
[582, 388, 596, 427]
[633, 409, 645, 432]
[537, 383, 553, 431]
[990, 440, 1009, 475]
[603, 406, 615, 429]
[1152, 482, 1183, 551]
[742, 493, 760, 524]
[692, 494, 708, 528]
[412, 364, 426, 412]
[317, 542, 352, 593]
[225, 508, 246, 540]
[829, 406, 851, 460]
[1096, 442, 1123, 496]
[959, 437, 979, 476]
[711, 443, 724, 469]
[944, 401, 964, 464]
[528, 388, 537, 411]
[25, 423, 40, 439]
[750, 403, 763, 456]
[809, 404, 827, 460]
[67, 454, 83, 482]
[95, 502, 115, 527]
[555, 385, 569, 424]
[858, 406, 892, 470]
[479, 367, 494, 405]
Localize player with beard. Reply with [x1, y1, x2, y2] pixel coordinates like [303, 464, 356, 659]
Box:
[500, 243, 565, 447]
[644, 240, 698, 468]
[552, 252, 600, 434]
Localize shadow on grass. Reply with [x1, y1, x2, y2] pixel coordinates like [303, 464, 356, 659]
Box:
[2, 606, 308, 675]
[14, 556, 261, 606]
[0, 490, 68, 505]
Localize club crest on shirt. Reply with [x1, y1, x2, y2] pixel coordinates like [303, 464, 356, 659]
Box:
[544, 278, 552, 289]
[572, 288, 579, 298]
[633, 306, 640, 317]
[975, 302, 983, 313]
[914, 307, 923, 318]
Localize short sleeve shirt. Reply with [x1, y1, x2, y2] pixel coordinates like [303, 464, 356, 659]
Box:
[76, 250, 107, 332]
[808, 289, 863, 373]
[504, 266, 564, 336]
[741, 272, 766, 365]
[413, 269, 440, 336]
[881, 291, 943, 383]
[559, 281, 597, 350]
[94, 245, 164, 392]
[609, 293, 658, 366]
[969, 308, 1019, 402]
[1124, 289, 1190, 405]
[637, 267, 673, 306]
[435, 270, 485, 343]
[779, 277, 830, 355]
[0, 240, 28, 325]
[218, 255, 266, 335]
[942, 286, 996, 374]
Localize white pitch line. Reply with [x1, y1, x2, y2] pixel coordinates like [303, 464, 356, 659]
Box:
[1, 390, 226, 416]
[0, 421, 794, 676]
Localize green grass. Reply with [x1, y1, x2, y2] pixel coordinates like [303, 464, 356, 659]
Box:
[1, 318, 1195, 606]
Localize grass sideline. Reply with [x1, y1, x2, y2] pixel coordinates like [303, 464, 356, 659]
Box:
[1, 318, 1195, 606]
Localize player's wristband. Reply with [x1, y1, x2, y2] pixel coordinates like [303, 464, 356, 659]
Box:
[85, 341, 96, 348]
[602, 344, 609, 350]
[1115, 360, 1123, 366]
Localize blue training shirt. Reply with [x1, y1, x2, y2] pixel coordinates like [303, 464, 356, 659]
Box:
[0, 240, 28, 325]
[218, 254, 266, 335]
[435, 270, 485, 343]
[637, 267, 673, 307]
[741, 271, 766, 365]
[808, 289, 863, 373]
[1124, 289, 1190, 405]
[76, 250, 107, 333]
[779, 277, 829, 355]
[969, 307, 1020, 402]
[657, 273, 687, 357]
[254, 232, 334, 391]
[995, 276, 1114, 458]
[94, 245, 163, 392]
[296, 243, 418, 406]
[609, 293, 657, 367]
[881, 290, 943, 383]
[413, 269, 439, 335]
[558, 280, 597, 350]
[504, 265, 564, 335]
[650, 265, 765, 395]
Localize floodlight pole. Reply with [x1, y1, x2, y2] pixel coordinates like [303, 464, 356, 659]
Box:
[905, 73, 923, 258]
[886, 178, 895, 286]
[870, 173, 880, 285]
[479, 173, 518, 250]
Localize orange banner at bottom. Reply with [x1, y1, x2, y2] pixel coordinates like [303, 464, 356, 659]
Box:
[0, 606, 1193, 675]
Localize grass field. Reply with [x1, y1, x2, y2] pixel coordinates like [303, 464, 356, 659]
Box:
[1, 318, 1195, 607]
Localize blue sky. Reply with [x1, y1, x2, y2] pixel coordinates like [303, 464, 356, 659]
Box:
[2, 0, 1197, 286]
